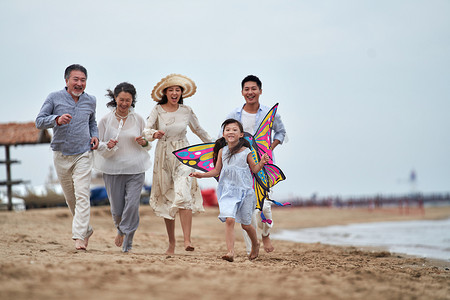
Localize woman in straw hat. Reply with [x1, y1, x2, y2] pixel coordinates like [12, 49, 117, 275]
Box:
[143, 74, 213, 254]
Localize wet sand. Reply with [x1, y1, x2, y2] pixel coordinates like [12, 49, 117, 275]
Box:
[1, 205, 449, 300]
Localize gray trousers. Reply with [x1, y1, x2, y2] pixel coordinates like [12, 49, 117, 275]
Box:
[103, 173, 145, 252]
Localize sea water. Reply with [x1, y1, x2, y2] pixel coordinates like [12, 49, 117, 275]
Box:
[272, 218, 450, 261]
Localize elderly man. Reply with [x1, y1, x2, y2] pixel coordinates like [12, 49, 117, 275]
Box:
[36, 64, 98, 250]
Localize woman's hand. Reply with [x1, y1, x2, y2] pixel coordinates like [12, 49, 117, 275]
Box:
[153, 130, 165, 139]
[135, 136, 148, 146]
[107, 139, 118, 149]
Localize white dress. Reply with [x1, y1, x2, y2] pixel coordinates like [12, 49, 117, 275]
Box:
[143, 104, 212, 219]
[217, 146, 256, 225]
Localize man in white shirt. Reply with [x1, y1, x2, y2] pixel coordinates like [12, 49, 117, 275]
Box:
[224, 75, 286, 253]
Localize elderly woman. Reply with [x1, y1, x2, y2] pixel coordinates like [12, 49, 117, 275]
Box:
[143, 74, 212, 254]
[94, 82, 151, 253]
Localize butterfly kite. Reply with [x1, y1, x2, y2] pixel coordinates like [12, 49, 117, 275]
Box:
[173, 103, 289, 223]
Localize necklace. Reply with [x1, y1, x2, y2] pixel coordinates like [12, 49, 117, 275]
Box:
[115, 109, 129, 119]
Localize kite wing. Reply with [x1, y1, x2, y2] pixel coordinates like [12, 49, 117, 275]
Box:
[251, 103, 278, 164]
[252, 163, 286, 210]
[253, 174, 268, 211]
[172, 142, 217, 180]
[246, 103, 287, 211]
[264, 164, 286, 188]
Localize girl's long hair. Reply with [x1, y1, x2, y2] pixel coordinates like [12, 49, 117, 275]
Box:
[213, 119, 250, 166]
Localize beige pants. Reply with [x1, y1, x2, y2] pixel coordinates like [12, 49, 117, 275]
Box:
[53, 151, 93, 240]
[242, 201, 273, 254]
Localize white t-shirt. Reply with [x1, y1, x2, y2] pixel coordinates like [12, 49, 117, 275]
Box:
[241, 110, 257, 134]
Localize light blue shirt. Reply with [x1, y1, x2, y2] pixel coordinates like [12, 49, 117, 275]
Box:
[225, 104, 286, 144]
[36, 88, 98, 155]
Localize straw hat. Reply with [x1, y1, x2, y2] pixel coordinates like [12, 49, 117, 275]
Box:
[151, 74, 197, 102]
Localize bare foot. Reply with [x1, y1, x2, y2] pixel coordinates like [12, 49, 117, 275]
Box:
[115, 234, 124, 247]
[221, 251, 234, 262]
[262, 234, 274, 253]
[249, 242, 260, 260]
[165, 243, 175, 255]
[221, 254, 234, 262]
[184, 239, 195, 251]
[84, 230, 93, 248]
[75, 239, 86, 250]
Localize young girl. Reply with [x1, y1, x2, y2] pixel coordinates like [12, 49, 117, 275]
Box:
[190, 119, 269, 262]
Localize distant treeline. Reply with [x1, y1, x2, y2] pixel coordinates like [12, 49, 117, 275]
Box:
[283, 193, 450, 208]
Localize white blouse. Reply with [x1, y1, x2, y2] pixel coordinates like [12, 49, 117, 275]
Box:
[94, 109, 151, 175]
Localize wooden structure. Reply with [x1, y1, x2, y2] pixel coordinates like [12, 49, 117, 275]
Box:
[0, 122, 51, 210]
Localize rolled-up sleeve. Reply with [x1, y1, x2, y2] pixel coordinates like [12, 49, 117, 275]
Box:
[36, 97, 58, 130]
[88, 97, 98, 138]
[142, 106, 159, 142]
[272, 113, 286, 144]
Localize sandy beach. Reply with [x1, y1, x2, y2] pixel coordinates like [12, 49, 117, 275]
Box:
[1, 205, 449, 300]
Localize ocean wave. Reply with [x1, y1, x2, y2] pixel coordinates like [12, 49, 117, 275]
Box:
[272, 218, 450, 261]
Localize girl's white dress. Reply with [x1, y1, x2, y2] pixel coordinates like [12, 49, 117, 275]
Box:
[217, 146, 256, 225]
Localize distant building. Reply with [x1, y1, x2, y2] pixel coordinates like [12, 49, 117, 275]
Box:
[0, 122, 51, 210]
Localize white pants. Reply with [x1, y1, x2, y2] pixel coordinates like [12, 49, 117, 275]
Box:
[53, 151, 93, 240]
[242, 201, 273, 254]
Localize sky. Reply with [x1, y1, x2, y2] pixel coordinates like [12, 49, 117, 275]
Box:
[0, 0, 449, 199]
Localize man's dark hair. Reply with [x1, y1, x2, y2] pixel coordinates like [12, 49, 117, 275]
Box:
[64, 64, 88, 80]
[241, 75, 262, 90]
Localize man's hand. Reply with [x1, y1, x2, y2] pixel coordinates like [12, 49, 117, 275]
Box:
[91, 137, 99, 150]
[56, 114, 72, 125]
